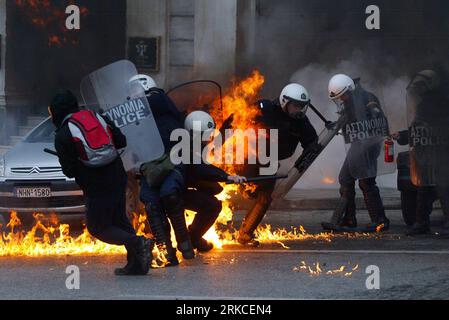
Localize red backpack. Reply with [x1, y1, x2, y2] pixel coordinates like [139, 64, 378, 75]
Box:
[67, 110, 118, 167]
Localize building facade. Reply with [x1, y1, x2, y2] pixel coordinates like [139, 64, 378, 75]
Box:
[1, 0, 448, 148]
[0, 0, 249, 147]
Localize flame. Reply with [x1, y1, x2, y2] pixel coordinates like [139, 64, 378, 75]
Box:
[14, 0, 88, 47]
[206, 70, 266, 173]
[0, 207, 383, 258]
[322, 176, 336, 185]
[376, 223, 385, 233]
[0, 72, 388, 259]
[1, 211, 125, 257]
[293, 261, 360, 277]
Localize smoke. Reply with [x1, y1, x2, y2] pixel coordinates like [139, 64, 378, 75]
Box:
[286, 56, 410, 189]
[237, 0, 449, 189]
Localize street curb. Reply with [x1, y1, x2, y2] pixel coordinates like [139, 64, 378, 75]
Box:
[229, 188, 408, 211]
[270, 197, 401, 211]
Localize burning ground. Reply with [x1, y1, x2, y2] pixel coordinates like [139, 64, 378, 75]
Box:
[0, 72, 389, 258]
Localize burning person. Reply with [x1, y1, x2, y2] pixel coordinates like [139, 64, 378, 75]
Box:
[237, 83, 319, 246]
[49, 90, 154, 276]
[321, 74, 390, 233]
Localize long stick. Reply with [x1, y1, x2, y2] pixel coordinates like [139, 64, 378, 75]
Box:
[225, 175, 288, 185]
[309, 103, 332, 126]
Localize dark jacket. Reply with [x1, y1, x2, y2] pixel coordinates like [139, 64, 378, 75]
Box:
[397, 130, 409, 146]
[185, 163, 229, 196]
[147, 88, 184, 152]
[54, 110, 128, 197]
[257, 99, 319, 160]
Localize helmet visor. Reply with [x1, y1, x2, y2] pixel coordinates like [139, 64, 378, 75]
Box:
[284, 95, 310, 117]
[331, 91, 351, 112]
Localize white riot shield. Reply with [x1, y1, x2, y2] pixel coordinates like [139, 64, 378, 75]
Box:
[272, 115, 347, 199]
[80, 60, 164, 171]
[341, 86, 396, 179]
[407, 73, 449, 187]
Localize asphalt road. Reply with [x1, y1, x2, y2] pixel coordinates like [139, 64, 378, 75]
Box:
[1, 209, 449, 300]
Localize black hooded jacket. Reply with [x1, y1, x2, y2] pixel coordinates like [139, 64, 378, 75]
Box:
[50, 99, 127, 197]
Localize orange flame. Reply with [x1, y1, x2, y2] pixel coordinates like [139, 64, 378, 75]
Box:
[293, 261, 359, 277]
[0, 72, 388, 259]
[14, 0, 88, 47]
[322, 176, 336, 185]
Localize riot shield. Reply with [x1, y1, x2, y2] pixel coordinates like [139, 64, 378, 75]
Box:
[341, 86, 395, 179]
[167, 80, 223, 123]
[80, 60, 164, 171]
[272, 114, 347, 199]
[407, 72, 449, 187]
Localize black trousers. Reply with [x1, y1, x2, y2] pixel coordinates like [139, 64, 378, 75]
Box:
[338, 154, 387, 221]
[184, 189, 222, 240]
[85, 188, 137, 246]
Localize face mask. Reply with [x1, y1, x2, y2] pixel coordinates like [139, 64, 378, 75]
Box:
[333, 99, 345, 113]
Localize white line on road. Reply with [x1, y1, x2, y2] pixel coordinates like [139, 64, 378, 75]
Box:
[221, 249, 449, 255]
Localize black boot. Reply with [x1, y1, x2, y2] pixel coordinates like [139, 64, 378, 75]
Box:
[115, 237, 154, 275]
[406, 223, 431, 236]
[162, 193, 195, 260]
[341, 199, 357, 229]
[322, 187, 355, 232]
[406, 189, 432, 236]
[322, 198, 348, 232]
[440, 220, 449, 238]
[440, 206, 449, 238]
[238, 191, 272, 246]
[177, 240, 195, 259]
[134, 236, 154, 275]
[114, 244, 139, 276]
[360, 180, 390, 233]
[191, 237, 214, 253]
[146, 204, 179, 267]
[437, 186, 449, 238]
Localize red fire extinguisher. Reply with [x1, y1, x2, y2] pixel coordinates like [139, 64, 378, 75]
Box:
[384, 138, 395, 163]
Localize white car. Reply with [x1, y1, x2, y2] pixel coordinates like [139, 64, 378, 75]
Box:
[0, 117, 141, 225]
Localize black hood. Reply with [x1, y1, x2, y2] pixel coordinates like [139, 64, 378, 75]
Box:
[49, 91, 80, 128]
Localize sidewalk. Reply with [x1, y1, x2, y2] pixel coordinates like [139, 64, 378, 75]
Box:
[271, 188, 402, 211]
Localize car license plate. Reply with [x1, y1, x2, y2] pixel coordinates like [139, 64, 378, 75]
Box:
[14, 187, 52, 198]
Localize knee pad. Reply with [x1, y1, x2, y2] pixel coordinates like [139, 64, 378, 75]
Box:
[340, 185, 356, 199]
[145, 203, 162, 218]
[161, 192, 184, 214]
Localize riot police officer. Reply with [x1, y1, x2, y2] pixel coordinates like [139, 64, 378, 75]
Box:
[183, 111, 247, 251]
[131, 74, 193, 266]
[321, 74, 391, 233]
[237, 83, 319, 245]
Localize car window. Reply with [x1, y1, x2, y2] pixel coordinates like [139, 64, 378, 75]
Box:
[25, 118, 56, 143]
